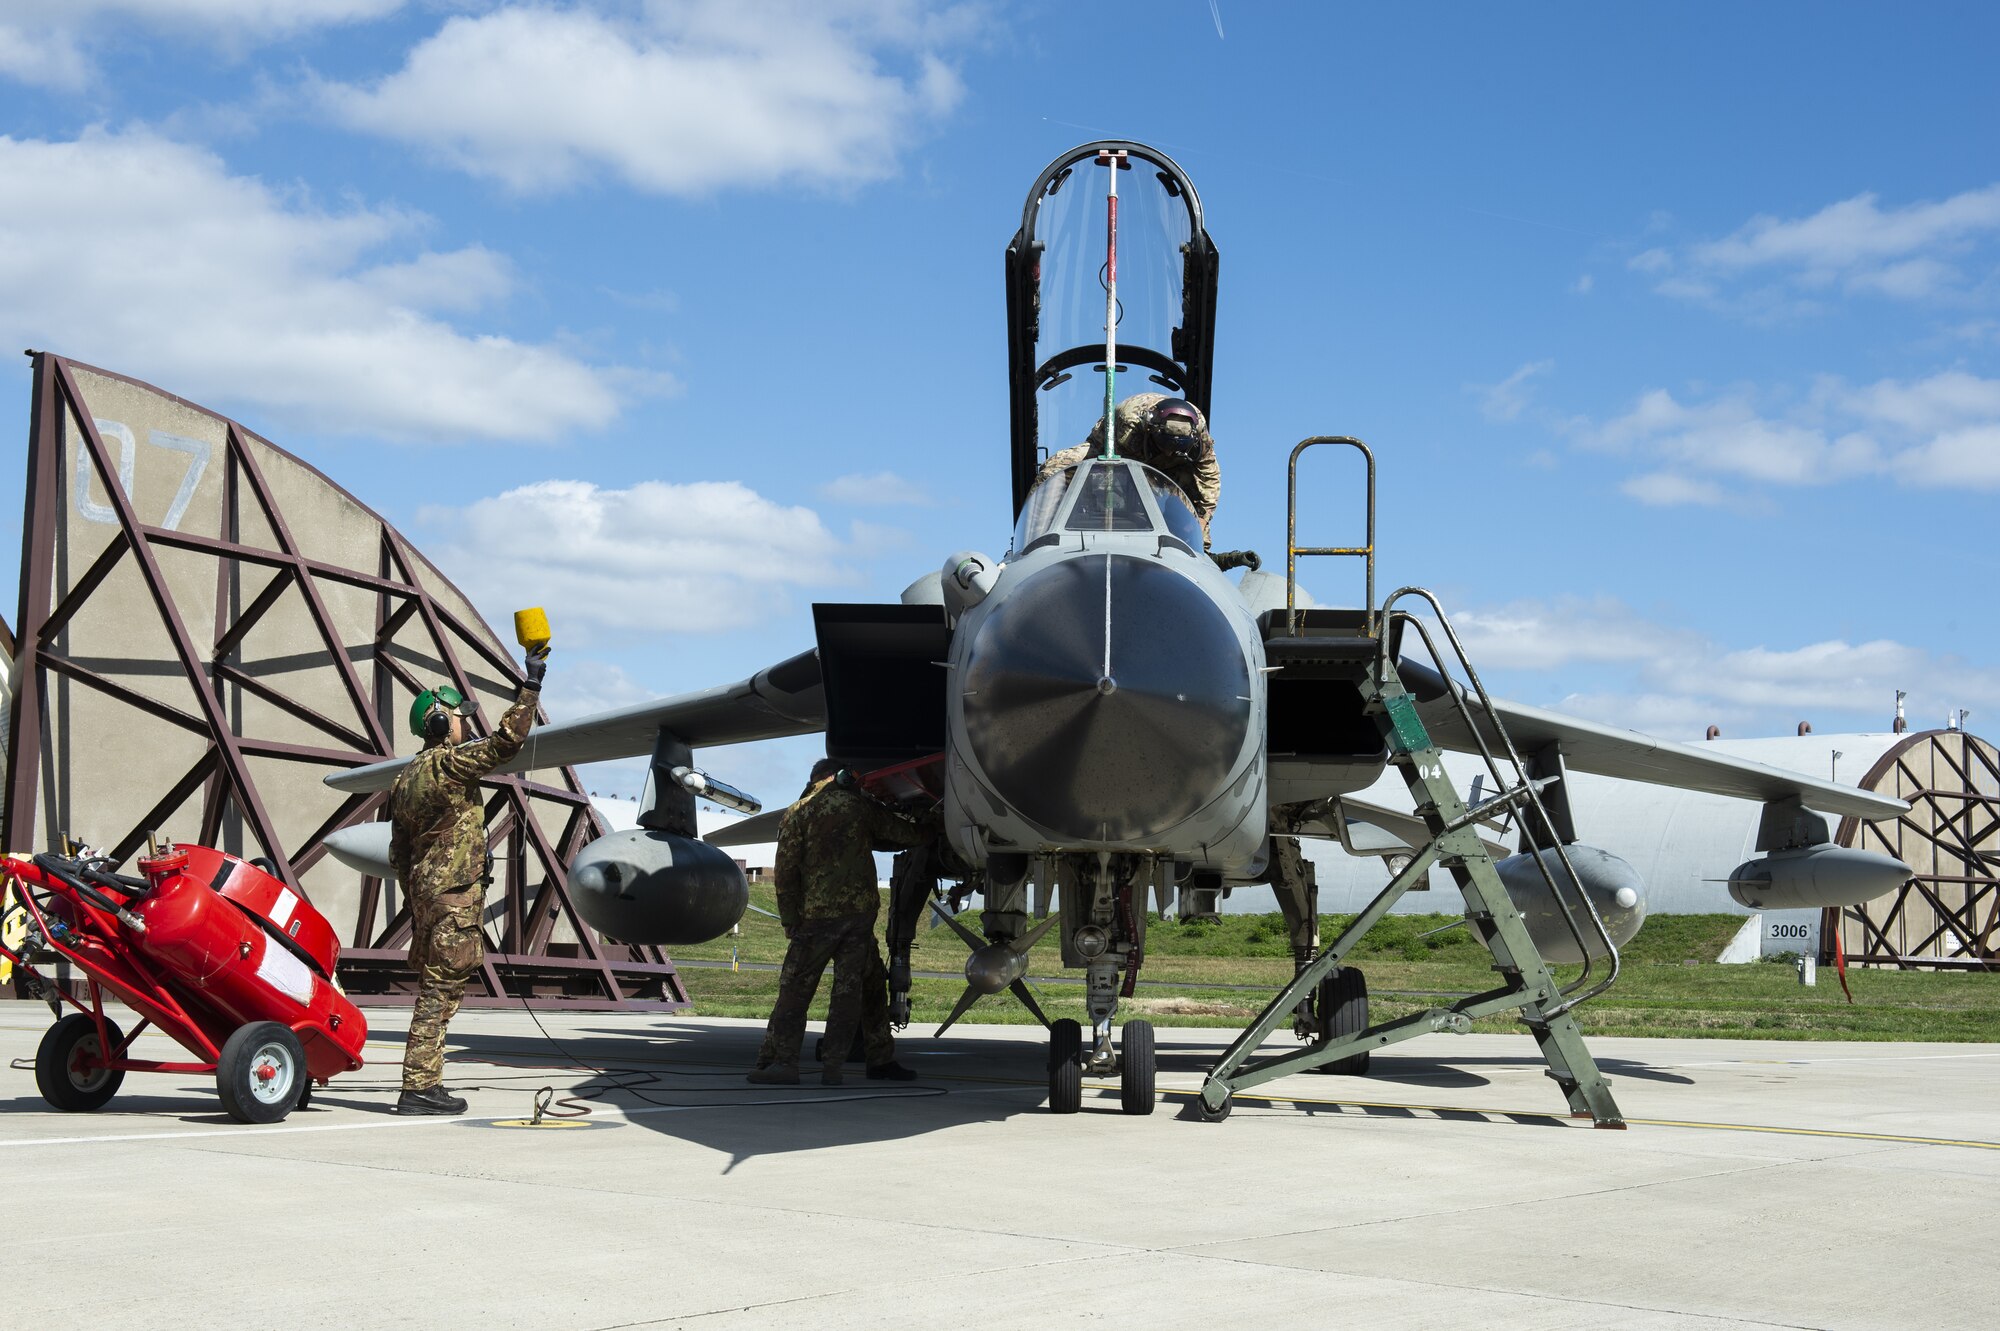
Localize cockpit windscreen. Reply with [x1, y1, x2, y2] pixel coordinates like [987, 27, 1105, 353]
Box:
[1063, 462, 1153, 533]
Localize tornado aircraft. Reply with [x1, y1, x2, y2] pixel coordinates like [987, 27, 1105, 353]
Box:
[326, 141, 1910, 1115]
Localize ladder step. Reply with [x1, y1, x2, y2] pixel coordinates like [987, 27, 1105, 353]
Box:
[1264, 635, 1378, 668]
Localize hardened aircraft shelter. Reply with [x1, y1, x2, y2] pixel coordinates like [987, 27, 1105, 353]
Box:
[2, 352, 687, 1009]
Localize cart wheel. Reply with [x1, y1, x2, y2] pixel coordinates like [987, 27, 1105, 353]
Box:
[296, 1079, 314, 1112]
[35, 1013, 125, 1112]
[216, 1022, 305, 1124]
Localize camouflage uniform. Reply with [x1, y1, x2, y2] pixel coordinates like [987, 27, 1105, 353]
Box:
[389, 685, 538, 1092]
[758, 780, 927, 1074]
[1037, 392, 1222, 540]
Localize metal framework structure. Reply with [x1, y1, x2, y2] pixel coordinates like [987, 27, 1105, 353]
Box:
[5, 353, 687, 1009]
[1830, 729, 2000, 971]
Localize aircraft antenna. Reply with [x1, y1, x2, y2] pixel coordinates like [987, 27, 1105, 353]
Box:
[1096, 149, 1127, 458]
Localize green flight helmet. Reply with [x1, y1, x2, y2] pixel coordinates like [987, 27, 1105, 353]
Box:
[409, 684, 470, 738]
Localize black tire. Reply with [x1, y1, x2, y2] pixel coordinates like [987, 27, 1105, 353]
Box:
[296, 1079, 314, 1111]
[1047, 1018, 1083, 1115]
[1313, 965, 1371, 1076]
[35, 1013, 124, 1112]
[215, 1022, 306, 1124]
[1193, 1089, 1232, 1123]
[1118, 1019, 1156, 1116]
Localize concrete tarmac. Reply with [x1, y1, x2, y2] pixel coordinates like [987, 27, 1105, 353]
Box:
[2, 1004, 1994, 1330]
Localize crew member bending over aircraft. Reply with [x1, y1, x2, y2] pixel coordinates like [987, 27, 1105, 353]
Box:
[1038, 392, 1222, 542]
[750, 760, 929, 1086]
[388, 647, 547, 1115]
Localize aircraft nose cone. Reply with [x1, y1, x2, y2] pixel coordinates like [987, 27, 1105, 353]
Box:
[961, 553, 1253, 842]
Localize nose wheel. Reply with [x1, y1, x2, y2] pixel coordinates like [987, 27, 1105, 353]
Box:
[1048, 1018, 1083, 1113]
[1118, 1019, 1155, 1115]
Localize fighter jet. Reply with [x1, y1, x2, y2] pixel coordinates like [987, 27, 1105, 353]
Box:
[326, 141, 1909, 1118]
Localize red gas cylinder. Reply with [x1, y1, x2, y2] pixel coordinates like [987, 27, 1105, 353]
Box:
[126, 846, 368, 1081]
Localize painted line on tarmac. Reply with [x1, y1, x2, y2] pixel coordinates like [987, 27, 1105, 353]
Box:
[0, 1088, 949, 1149]
[1665, 1050, 2000, 1067]
[1142, 1086, 2000, 1151]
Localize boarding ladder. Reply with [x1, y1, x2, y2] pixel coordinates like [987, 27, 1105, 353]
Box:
[1196, 437, 1625, 1125]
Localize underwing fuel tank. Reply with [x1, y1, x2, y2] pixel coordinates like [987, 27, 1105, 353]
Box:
[1725, 845, 1912, 912]
[568, 829, 749, 947]
[1493, 844, 1647, 964]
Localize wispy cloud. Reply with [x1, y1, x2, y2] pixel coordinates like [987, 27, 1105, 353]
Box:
[318, 1, 976, 196]
[0, 128, 656, 441]
[1477, 359, 1553, 422]
[1635, 184, 2000, 313]
[1569, 370, 2000, 504]
[0, 0, 403, 90]
[1456, 596, 2000, 740]
[817, 470, 933, 506]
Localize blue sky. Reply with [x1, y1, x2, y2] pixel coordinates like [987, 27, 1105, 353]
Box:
[3, 1, 1997, 798]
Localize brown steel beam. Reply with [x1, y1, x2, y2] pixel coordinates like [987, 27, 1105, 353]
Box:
[56, 360, 295, 886]
[35, 532, 129, 646]
[225, 423, 393, 755]
[210, 568, 295, 662]
[38, 652, 209, 735]
[210, 661, 373, 751]
[5, 353, 64, 851]
[108, 752, 219, 862]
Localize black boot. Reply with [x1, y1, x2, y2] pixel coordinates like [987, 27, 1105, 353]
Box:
[395, 1085, 469, 1115]
[866, 1061, 918, 1081]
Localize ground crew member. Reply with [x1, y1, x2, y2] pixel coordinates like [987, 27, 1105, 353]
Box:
[749, 760, 929, 1086]
[388, 649, 546, 1114]
[1037, 392, 1222, 541]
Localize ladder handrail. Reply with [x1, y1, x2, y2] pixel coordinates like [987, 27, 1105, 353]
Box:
[1286, 437, 1374, 638]
[1380, 590, 1622, 1012]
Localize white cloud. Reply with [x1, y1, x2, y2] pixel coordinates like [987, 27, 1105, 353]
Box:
[1569, 274, 1593, 295]
[1572, 370, 2000, 496]
[1460, 597, 2000, 740]
[1644, 184, 2000, 309]
[421, 478, 858, 640]
[540, 658, 660, 723]
[1618, 471, 1731, 508]
[0, 128, 651, 441]
[817, 471, 933, 506]
[320, 1, 972, 195]
[0, 0, 403, 90]
[1477, 359, 1552, 422]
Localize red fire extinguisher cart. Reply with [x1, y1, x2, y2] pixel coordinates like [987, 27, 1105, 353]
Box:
[1, 843, 367, 1123]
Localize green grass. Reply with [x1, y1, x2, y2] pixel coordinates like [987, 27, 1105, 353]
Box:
[670, 889, 2000, 1042]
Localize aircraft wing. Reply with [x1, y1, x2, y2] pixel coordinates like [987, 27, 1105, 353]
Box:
[1401, 662, 1906, 820]
[324, 649, 825, 794]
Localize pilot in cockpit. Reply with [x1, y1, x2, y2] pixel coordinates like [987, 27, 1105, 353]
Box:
[1037, 392, 1222, 544]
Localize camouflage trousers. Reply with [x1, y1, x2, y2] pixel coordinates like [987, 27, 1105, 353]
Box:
[402, 883, 484, 1091]
[758, 916, 895, 1072]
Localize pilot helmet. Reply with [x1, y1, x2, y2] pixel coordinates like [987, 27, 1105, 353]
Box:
[1144, 398, 1204, 456]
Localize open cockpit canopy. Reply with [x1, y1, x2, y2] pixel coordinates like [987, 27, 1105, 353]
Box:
[1005, 141, 1218, 516]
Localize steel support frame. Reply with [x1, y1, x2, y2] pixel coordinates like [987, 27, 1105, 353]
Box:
[4, 353, 687, 1009]
[1199, 654, 1625, 1123]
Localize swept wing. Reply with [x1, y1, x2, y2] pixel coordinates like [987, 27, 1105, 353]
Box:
[1401, 662, 1906, 820]
[324, 649, 824, 794]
